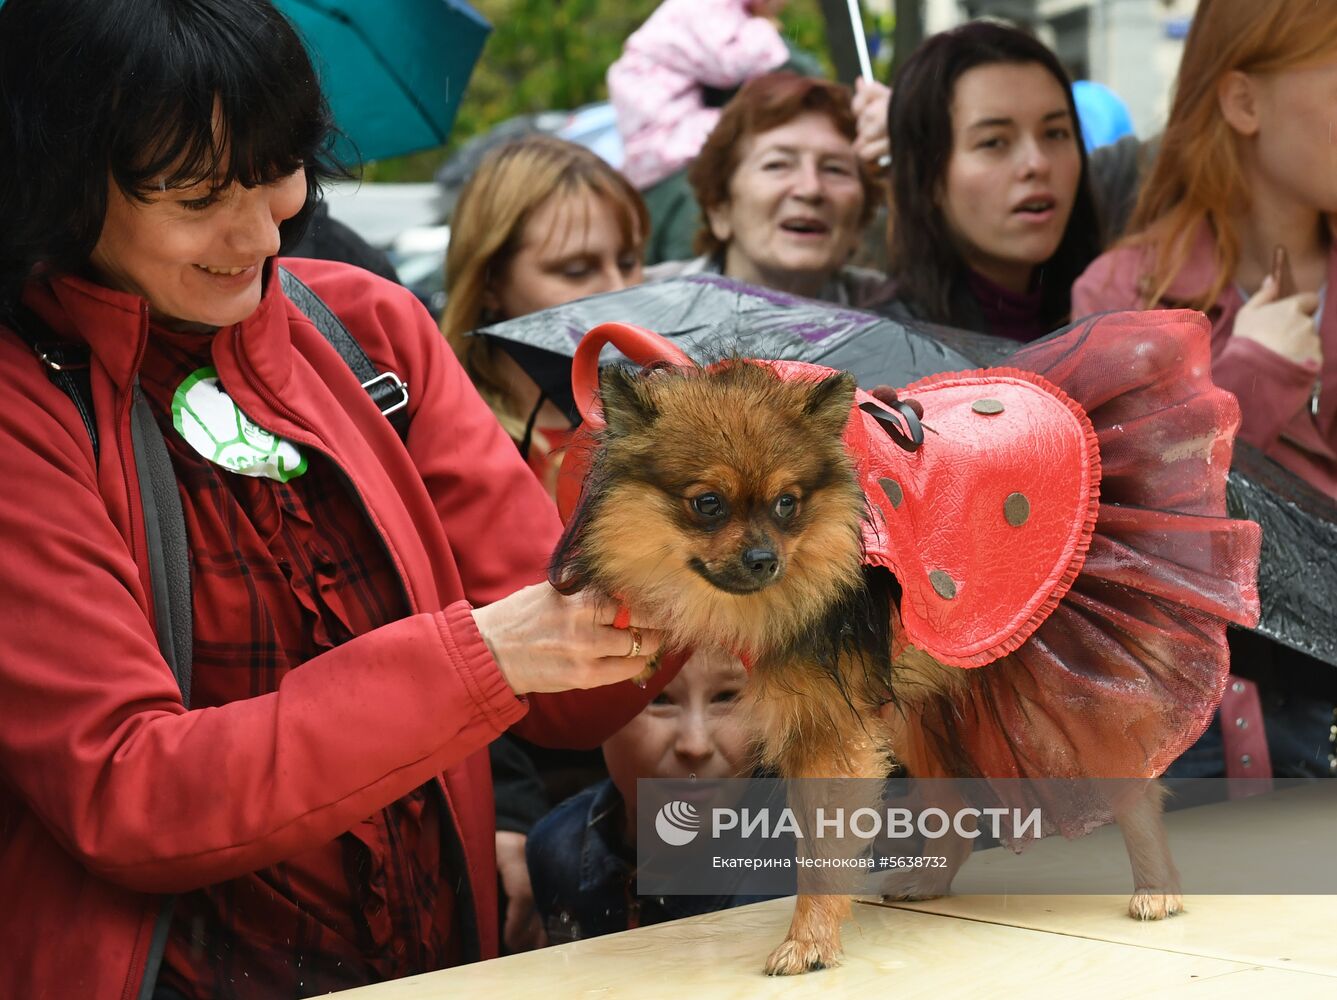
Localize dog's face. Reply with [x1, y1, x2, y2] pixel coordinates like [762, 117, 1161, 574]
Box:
[574, 360, 866, 655]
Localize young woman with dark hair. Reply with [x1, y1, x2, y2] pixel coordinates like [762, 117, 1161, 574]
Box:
[0, 0, 341, 306]
[0, 2, 676, 997]
[875, 21, 1103, 340]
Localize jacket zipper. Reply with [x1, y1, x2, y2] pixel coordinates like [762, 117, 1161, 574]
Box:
[237, 361, 484, 965]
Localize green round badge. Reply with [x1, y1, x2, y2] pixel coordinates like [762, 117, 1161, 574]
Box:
[171, 366, 308, 482]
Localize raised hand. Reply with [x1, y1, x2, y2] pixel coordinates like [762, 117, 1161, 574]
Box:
[1234, 273, 1322, 368]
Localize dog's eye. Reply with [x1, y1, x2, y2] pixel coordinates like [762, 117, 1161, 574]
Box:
[692, 493, 728, 519]
[773, 494, 799, 520]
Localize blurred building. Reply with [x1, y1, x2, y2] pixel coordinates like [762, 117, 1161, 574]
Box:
[919, 0, 1198, 137]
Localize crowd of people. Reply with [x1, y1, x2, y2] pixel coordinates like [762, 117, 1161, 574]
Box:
[0, 0, 1333, 997]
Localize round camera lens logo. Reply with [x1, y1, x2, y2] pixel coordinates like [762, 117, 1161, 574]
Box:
[654, 800, 700, 846]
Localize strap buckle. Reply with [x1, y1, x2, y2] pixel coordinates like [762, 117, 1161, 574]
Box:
[35, 344, 90, 373]
[361, 370, 409, 417]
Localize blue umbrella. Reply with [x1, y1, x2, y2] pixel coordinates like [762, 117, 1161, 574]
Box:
[1072, 80, 1135, 152]
[276, 0, 491, 163]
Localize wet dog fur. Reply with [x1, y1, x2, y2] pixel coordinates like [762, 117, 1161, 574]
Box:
[551, 360, 1181, 975]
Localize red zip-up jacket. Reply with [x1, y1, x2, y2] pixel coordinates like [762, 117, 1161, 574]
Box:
[0, 259, 676, 999]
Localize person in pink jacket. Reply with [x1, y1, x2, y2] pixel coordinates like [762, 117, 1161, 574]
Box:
[1073, 0, 1337, 501]
[1071, 0, 1337, 785]
[608, 0, 792, 192]
[0, 2, 677, 997]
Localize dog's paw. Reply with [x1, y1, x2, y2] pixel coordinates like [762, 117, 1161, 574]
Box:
[1127, 889, 1183, 921]
[763, 935, 841, 976]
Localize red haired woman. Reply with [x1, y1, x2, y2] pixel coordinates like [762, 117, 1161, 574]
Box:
[1074, 0, 1337, 782]
[1074, 0, 1337, 500]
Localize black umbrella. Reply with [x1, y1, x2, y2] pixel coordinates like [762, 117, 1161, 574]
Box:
[476, 275, 978, 420]
[475, 275, 1337, 674]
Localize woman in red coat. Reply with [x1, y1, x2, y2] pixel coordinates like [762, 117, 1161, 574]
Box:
[0, 2, 672, 997]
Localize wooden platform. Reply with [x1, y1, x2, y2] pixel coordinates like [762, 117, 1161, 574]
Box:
[332, 783, 1337, 999]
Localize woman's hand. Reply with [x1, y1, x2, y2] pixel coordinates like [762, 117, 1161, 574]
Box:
[496, 831, 548, 953]
[852, 77, 891, 168]
[472, 583, 665, 695]
[1234, 274, 1322, 367]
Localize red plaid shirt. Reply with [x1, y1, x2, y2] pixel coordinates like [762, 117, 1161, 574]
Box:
[140, 328, 459, 998]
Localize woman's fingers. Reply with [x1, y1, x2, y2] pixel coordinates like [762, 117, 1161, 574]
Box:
[1243, 274, 1277, 309]
[586, 652, 663, 689]
[583, 592, 666, 632]
[594, 624, 665, 662]
[1233, 285, 1323, 367]
[1292, 291, 1321, 316]
[472, 583, 671, 694]
[855, 135, 890, 166]
[852, 78, 891, 168]
[852, 77, 890, 116]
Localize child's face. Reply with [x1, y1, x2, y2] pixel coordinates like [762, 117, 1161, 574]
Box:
[603, 649, 752, 837]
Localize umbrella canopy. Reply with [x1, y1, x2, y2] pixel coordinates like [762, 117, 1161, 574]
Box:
[476, 275, 1337, 673]
[276, 0, 490, 163]
[475, 275, 982, 420]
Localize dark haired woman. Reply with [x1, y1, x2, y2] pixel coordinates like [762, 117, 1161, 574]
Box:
[872, 21, 1103, 341]
[0, 1, 675, 997]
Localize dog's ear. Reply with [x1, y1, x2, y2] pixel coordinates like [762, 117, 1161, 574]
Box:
[599, 365, 659, 438]
[801, 372, 857, 440]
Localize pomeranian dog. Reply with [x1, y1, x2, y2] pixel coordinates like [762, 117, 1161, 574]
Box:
[551, 356, 1186, 976]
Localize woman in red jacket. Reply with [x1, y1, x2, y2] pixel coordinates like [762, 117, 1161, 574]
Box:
[0, 2, 674, 998]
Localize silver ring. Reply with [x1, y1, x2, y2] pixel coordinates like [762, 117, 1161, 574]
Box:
[627, 626, 643, 658]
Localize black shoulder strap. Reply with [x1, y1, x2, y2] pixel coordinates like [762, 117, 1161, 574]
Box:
[7, 303, 99, 457]
[278, 266, 410, 440]
[5, 304, 193, 703]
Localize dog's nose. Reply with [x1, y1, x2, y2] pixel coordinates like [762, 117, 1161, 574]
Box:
[741, 548, 779, 579]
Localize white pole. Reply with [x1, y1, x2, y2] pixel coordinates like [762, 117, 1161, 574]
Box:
[845, 0, 874, 81]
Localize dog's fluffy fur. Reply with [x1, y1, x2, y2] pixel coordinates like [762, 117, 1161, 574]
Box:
[552, 360, 1181, 975]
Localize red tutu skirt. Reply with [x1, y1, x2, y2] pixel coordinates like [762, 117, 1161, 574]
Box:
[562, 310, 1262, 838]
[849, 310, 1261, 837]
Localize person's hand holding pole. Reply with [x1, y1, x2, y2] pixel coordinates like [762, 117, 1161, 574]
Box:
[853, 77, 891, 168]
[846, 0, 890, 170]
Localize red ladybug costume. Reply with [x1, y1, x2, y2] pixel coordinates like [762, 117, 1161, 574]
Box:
[558, 311, 1262, 822]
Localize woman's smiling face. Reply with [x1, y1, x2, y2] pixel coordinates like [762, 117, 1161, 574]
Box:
[707, 111, 867, 297]
[89, 168, 308, 332]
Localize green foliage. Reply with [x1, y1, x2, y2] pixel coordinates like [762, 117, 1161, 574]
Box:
[363, 0, 832, 182]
